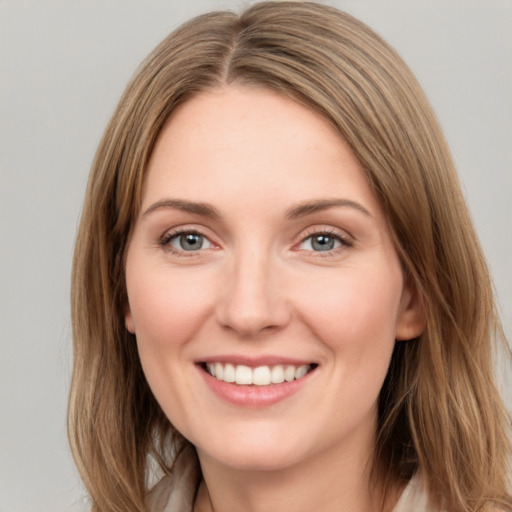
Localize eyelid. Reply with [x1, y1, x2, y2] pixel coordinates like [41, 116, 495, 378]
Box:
[169, 231, 213, 251]
[158, 225, 219, 255]
[293, 226, 354, 254]
[156, 224, 353, 257]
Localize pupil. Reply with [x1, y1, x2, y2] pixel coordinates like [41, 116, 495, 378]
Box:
[180, 234, 202, 250]
[312, 235, 334, 251]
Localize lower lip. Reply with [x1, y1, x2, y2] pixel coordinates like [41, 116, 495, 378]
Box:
[198, 366, 314, 407]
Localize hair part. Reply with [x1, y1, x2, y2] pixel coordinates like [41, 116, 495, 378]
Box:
[69, 3, 512, 511]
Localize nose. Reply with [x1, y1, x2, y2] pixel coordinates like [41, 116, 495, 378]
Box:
[216, 247, 291, 338]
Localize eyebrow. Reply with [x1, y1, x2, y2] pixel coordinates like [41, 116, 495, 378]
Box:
[142, 197, 372, 220]
[285, 198, 373, 219]
[142, 198, 220, 218]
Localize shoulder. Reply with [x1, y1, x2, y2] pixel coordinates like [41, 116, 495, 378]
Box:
[148, 474, 175, 512]
[392, 475, 511, 512]
[147, 446, 200, 512]
[392, 472, 441, 512]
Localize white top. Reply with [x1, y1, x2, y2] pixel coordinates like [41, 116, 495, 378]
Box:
[148, 448, 439, 512]
[392, 473, 438, 512]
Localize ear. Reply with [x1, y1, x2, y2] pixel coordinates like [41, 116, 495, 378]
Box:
[395, 276, 426, 341]
[125, 304, 136, 334]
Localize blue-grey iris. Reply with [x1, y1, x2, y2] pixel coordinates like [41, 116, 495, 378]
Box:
[312, 234, 335, 251]
[180, 233, 203, 251]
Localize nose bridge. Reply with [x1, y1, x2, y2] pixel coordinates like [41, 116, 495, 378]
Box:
[217, 241, 288, 337]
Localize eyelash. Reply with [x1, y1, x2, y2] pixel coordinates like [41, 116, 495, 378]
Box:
[158, 228, 215, 257]
[158, 227, 353, 257]
[295, 228, 353, 257]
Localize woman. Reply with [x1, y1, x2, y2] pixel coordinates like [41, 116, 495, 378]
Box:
[68, 2, 512, 511]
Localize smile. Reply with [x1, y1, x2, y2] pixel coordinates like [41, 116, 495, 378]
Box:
[203, 362, 316, 386]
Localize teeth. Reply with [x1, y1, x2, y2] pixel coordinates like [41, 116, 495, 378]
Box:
[270, 365, 284, 384]
[235, 365, 252, 385]
[206, 363, 312, 386]
[253, 366, 271, 386]
[284, 365, 296, 382]
[295, 365, 308, 379]
[214, 362, 223, 380]
[224, 363, 235, 383]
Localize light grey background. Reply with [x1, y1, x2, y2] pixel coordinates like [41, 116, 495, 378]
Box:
[1, 1, 511, 511]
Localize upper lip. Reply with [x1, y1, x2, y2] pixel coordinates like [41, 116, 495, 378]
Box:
[197, 355, 316, 367]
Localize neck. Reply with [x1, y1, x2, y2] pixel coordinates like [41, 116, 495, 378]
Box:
[194, 422, 397, 512]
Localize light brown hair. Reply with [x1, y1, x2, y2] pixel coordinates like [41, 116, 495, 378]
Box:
[69, 2, 512, 511]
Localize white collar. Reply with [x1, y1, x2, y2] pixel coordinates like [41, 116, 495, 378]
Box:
[148, 450, 436, 512]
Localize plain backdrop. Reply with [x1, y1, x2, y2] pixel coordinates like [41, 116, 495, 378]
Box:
[1, 1, 511, 511]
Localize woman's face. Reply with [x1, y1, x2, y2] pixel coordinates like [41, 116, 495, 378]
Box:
[125, 86, 423, 472]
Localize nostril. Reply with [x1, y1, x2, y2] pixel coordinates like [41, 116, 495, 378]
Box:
[216, 301, 292, 338]
[215, 264, 291, 337]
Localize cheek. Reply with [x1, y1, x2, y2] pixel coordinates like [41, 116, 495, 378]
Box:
[296, 265, 403, 359]
[125, 263, 218, 423]
[126, 264, 216, 345]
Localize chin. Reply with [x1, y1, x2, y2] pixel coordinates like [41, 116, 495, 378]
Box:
[193, 425, 310, 472]
[202, 446, 303, 472]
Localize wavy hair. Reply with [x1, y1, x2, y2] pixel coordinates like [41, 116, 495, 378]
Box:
[69, 2, 512, 511]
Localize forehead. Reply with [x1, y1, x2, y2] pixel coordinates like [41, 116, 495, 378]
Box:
[142, 85, 382, 220]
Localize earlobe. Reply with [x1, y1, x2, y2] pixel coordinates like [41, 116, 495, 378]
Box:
[125, 306, 136, 334]
[395, 278, 426, 341]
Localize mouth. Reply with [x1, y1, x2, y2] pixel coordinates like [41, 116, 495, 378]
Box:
[199, 362, 318, 386]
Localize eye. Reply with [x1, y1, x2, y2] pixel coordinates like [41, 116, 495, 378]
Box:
[165, 231, 213, 252]
[298, 231, 351, 253]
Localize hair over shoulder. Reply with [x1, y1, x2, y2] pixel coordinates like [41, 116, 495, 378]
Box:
[69, 2, 512, 511]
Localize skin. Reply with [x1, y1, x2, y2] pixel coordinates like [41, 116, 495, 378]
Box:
[125, 86, 424, 512]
